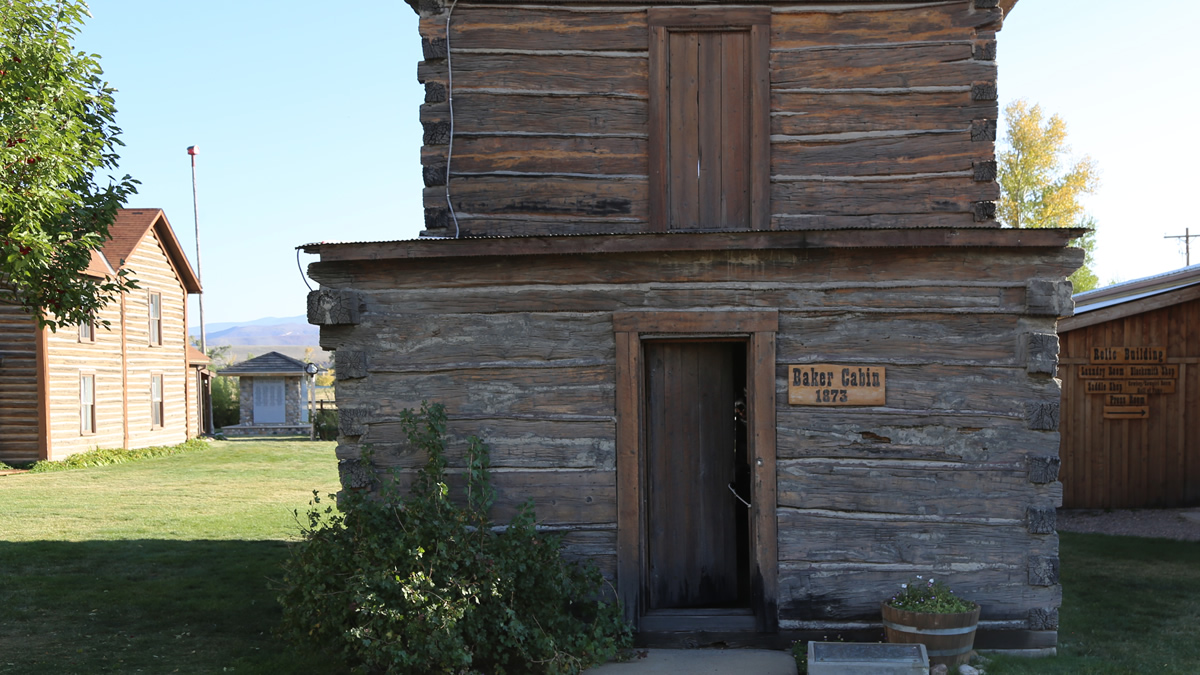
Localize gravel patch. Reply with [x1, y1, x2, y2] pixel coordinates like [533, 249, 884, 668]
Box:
[1057, 508, 1200, 542]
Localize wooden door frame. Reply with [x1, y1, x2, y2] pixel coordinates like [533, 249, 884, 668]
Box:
[614, 310, 778, 631]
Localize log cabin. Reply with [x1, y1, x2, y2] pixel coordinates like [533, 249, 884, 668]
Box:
[0, 208, 207, 464]
[1058, 265, 1200, 509]
[302, 0, 1082, 653]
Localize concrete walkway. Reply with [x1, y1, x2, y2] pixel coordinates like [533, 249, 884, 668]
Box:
[583, 649, 797, 675]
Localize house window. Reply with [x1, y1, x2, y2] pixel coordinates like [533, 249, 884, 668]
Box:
[151, 373, 164, 428]
[80, 374, 95, 434]
[648, 8, 770, 232]
[79, 315, 95, 343]
[149, 292, 162, 346]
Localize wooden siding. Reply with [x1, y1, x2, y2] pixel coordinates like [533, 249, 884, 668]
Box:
[43, 289, 125, 458]
[0, 300, 40, 463]
[311, 243, 1079, 629]
[1059, 296, 1200, 508]
[417, 1, 1001, 237]
[114, 229, 191, 451]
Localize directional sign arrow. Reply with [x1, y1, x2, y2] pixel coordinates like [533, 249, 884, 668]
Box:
[1104, 406, 1149, 420]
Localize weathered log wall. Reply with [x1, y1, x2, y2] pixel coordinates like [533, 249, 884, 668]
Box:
[310, 243, 1077, 633]
[416, 1, 1002, 236]
[0, 300, 40, 463]
[1059, 296, 1200, 508]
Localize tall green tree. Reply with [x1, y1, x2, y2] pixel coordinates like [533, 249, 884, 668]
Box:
[997, 99, 1100, 292]
[0, 0, 138, 330]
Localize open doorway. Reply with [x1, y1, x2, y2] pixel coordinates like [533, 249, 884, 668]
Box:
[643, 340, 751, 611]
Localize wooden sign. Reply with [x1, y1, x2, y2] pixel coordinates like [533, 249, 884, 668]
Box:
[1084, 379, 1176, 395]
[1107, 394, 1148, 406]
[789, 364, 886, 406]
[1104, 406, 1150, 420]
[1079, 364, 1178, 379]
[1089, 346, 1166, 364]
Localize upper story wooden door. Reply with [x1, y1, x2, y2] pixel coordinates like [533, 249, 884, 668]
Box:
[649, 8, 770, 232]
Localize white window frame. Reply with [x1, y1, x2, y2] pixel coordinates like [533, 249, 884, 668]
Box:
[151, 373, 164, 428]
[80, 373, 96, 435]
[148, 292, 162, 346]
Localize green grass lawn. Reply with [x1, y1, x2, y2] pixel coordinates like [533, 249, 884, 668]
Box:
[4, 442, 1200, 674]
[0, 437, 348, 674]
[984, 531, 1200, 675]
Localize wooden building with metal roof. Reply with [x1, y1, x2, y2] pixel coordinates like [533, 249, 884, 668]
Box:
[304, 0, 1076, 653]
[1058, 265, 1200, 508]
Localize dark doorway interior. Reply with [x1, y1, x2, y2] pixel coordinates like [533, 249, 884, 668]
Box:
[643, 340, 750, 610]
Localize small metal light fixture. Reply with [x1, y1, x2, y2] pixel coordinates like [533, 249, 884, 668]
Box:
[305, 362, 319, 440]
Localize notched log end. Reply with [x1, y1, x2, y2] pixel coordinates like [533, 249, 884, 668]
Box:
[423, 163, 447, 188]
[1027, 505, 1057, 534]
[1026, 279, 1074, 316]
[1028, 607, 1059, 631]
[339, 457, 377, 490]
[1028, 555, 1060, 586]
[424, 82, 447, 104]
[971, 119, 998, 142]
[422, 37, 448, 60]
[971, 82, 999, 101]
[417, 0, 444, 17]
[973, 160, 998, 182]
[1026, 332, 1060, 375]
[974, 40, 998, 61]
[1027, 455, 1061, 484]
[337, 350, 368, 380]
[307, 289, 363, 326]
[339, 408, 370, 437]
[423, 120, 451, 146]
[1024, 401, 1060, 431]
[425, 207, 449, 232]
[972, 201, 997, 222]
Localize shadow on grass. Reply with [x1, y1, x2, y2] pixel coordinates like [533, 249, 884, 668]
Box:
[0, 539, 349, 675]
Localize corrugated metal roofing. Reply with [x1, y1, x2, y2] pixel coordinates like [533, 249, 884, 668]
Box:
[1073, 264, 1200, 315]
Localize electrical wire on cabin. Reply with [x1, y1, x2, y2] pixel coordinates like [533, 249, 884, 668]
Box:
[444, 0, 461, 239]
[297, 248, 313, 292]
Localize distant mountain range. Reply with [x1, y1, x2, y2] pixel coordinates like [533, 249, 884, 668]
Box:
[190, 314, 317, 346]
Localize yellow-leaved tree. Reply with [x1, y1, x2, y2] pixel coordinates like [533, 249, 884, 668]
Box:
[998, 99, 1100, 292]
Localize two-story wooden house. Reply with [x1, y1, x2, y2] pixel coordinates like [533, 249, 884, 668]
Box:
[304, 0, 1079, 653]
[0, 208, 206, 464]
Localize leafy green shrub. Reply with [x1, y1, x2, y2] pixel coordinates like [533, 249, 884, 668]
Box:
[211, 374, 239, 429]
[312, 408, 338, 441]
[27, 438, 210, 473]
[277, 402, 631, 674]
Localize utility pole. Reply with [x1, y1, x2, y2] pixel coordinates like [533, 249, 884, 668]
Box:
[1165, 228, 1200, 266]
[188, 144, 214, 435]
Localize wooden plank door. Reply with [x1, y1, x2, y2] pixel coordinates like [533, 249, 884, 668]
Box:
[664, 31, 750, 231]
[644, 341, 740, 609]
[253, 378, 286, 424]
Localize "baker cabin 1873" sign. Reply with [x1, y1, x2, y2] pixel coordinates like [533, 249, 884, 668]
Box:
[789, 364, 886, 406]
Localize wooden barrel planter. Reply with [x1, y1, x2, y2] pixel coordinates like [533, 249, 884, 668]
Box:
[881, 602, 981, 667]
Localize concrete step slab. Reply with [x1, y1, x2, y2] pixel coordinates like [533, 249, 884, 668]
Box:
[583, 649, 797, 675]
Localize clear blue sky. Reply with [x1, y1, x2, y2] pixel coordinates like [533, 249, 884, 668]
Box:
[77, 0, 1199, 326]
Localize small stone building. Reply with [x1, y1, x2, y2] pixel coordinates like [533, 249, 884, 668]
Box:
[218, 351, 311, 436]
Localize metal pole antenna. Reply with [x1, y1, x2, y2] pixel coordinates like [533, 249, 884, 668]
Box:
[1165, 228, 1199, 267]
[187, 145, 214, 435]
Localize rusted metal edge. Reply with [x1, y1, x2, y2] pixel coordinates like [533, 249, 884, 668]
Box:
[299, 228, 1088, 263]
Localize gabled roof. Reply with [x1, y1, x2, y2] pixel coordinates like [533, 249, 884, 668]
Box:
[187, 344, 211, 366]
[82, 248, 116, 278]
[1060, 264, 1200, 332]
[219, 351, 310, 376]
[99, 209, 202, 294]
